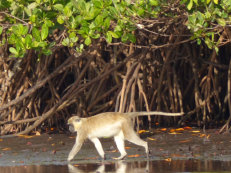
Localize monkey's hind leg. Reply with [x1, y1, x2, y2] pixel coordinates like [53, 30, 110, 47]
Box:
[90, 137, 105, 159]
[113, 131, 127, 160]
[124, 128, 150, 158]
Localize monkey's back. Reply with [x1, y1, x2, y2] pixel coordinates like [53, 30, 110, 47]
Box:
[85, 112, 129, 138]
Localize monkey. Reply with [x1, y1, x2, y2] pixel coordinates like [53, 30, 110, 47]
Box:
[67, 111, 184, 161]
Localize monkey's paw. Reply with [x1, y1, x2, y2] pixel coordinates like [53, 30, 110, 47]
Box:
[67, 155, 74, 161]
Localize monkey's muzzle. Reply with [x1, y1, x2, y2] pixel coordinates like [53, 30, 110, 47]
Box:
[68, 124, 75, 133]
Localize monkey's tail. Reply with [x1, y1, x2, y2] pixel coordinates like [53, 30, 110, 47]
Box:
[126, 111, 184, 118]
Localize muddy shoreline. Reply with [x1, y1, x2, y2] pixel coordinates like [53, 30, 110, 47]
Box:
[1, 128, 231, 172]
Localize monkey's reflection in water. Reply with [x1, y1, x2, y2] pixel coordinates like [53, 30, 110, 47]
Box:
[68, 161, 149, 173]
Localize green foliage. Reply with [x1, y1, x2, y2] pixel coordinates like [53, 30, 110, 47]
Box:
[0, 0, 230, 57]
[1, 0, 160, 57]
[182, 0, 231, 52]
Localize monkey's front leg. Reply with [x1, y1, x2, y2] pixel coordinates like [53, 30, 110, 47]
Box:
[68, 137, 84, 161]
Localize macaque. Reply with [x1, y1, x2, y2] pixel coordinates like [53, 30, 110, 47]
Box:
[67, 111, 183, 161]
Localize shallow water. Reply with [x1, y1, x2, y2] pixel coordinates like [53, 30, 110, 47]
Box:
[1, 129, 231, 172]
[0, 160, 231, 173]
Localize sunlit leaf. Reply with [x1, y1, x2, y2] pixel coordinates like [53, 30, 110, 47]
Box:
[169, 132, 182, 135]
[191, 130, 200, 133]
[138, 130, 149, 134]
[213, 0, 218, 4]
[199, 134, 206, 137]
[2, 148, 11, 151]
[160, 128, 167, 131]
[53, 4, 64, 11]
[35, 131, 41, 136]
[18, 134, 34, 138]
[84, 37, 91, 45]
[57, 15, 65, 24]
[9, 47, 18, 56]
[147, 137, 156, 141]
[164, 158, 172, 162]
[0, 26, 3, 35]
[41, 24, 48, 40]
[217, 18, 226, 26]
[176, 128, 185, 131]
[183, 126, 192, 130]
[187, 0, 193, 10]
[169, 129, 176, 133]
[127, 154, 140, 158]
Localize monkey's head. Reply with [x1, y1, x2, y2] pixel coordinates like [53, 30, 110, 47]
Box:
[67, 116, 82, 133]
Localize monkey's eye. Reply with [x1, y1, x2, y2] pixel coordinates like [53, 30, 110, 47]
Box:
[75, 119, 81, 122]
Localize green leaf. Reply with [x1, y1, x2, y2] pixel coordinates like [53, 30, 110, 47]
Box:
[205, 37, 213, 49]
[17, 25, 28, 36]
[121, 33, 129, 42]
[84, 37, 91, 45]
[9, 47, 19, 56]
[205, 11, 211, 19]
[8, 34, 17, 44]
[62, 37, 70, 46]
[95, 15, 104, 26]
[92, 0, 103, 8]
[150, 0, 158, 6]
[106, 32, 112, 43]
[187, 0, 193, 10]
[69, 32, 78, 43]
[193, 0, 198, 5]
[53, 4, 63, 11]
[32, 41, 39, 48]
[41, 24, 48, 41]
[103, 17, 111, 30]
[127, 33, 136, 43]
[64, 5, 72, 17]
[32, 27, 41, 41]
[0, 26, 3, 35]
[108, 31, 119, 38]
[57, 15, 65, 24]
[44, 20, 53, 28]
[42, 48, 52, 55]
[109, 6, 118, 17]
[213, 0, 218, 4]
[196, 38, 201, 45]
[25, 34, 32, 49]
[75, 15, 83, 24]
[91, 33, 100, 39]
[215, 46, 219, 53]
[217, 18, 226, 26]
